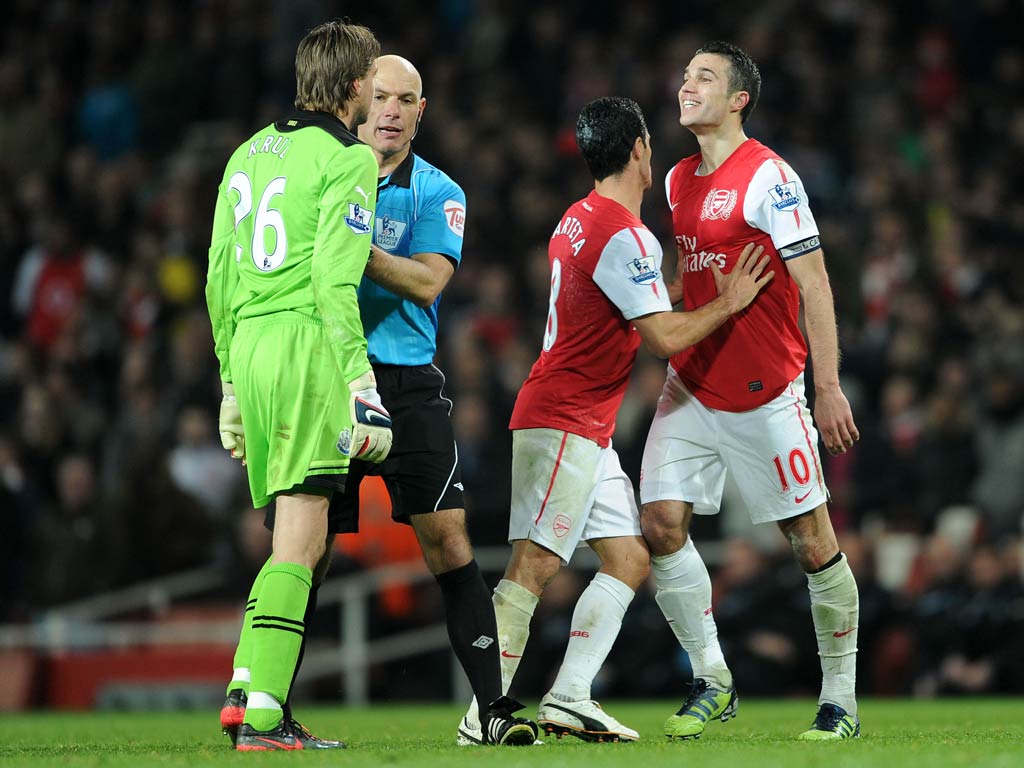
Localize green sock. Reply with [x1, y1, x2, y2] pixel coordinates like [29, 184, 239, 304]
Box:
[227, 556, 273, 697]
[244, 562, 312, 730]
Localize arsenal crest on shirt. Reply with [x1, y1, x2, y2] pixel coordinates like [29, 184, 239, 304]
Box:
[700, 188, 738, 221]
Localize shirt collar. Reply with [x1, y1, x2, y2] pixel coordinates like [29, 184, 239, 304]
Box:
[274, 109, 361, 145]
[379, 151, 415, 189]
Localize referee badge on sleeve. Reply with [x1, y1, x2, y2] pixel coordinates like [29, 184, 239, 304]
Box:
[444, 199, 465, 237]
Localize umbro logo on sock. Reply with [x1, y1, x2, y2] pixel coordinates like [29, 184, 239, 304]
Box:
[471, 635, 495, 649]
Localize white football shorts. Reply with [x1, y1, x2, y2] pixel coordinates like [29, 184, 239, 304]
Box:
[640, 366, 829, 524]
[509, 428, 641, 563]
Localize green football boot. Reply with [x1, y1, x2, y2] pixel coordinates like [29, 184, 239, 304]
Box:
[797, 703, 860, 740]
[664, 678, 738, 740]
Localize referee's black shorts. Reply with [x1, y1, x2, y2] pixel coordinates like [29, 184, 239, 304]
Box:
[328, 363, 464, 533]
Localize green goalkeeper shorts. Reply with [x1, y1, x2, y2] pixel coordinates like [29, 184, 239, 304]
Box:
[231, 312, 352, 508]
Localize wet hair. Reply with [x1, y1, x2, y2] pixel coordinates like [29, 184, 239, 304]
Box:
[294, 20, 380, 114]
[575, 97, 648, 181]
[695, 41, 761, 122]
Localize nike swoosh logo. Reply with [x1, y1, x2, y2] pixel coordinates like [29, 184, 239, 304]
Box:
[500, 651, 522, 658]
[833, 628, 856, 638]
[365, 410, 390, 425]
[795, 489, 813, 504]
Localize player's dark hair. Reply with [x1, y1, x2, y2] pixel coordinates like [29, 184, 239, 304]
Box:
[295, 19, 380, 115]
[696, 41, 761, 122]
[576, 97, 649, 181]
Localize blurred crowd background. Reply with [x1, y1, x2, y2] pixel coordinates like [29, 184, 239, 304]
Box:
[2, 0, 1024, 704]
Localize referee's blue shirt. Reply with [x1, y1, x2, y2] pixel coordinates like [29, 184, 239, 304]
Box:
[359, 152, 466, 366]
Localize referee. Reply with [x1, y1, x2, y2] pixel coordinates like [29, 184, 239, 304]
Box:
[346, 54, 536, 745]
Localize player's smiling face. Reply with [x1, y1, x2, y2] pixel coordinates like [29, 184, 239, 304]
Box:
[678, 53, 737, 131]
[363, 61, 425, 159]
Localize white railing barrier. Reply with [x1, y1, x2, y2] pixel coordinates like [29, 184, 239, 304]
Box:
[0, 543, 723, 705]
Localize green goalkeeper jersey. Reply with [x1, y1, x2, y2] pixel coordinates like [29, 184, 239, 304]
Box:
[206, 109, 378, 386]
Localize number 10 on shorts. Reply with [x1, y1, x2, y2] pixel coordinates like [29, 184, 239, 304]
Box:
[772, 448, 811, 492]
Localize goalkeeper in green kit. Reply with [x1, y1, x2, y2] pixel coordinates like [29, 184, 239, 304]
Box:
[205, 20, 390, 751]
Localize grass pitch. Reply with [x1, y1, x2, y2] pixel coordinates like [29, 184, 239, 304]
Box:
[1, 698, 1023, 767]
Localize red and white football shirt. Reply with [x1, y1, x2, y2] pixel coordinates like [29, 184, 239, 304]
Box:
[510, 190, 672, 446]
[667, 138, 821, 412]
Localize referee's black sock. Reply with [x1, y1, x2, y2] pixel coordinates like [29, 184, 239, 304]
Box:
[435, 560, 502, 714]
[282, 584, 319, 720]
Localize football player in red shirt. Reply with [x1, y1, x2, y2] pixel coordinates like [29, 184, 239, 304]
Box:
[640, 42, 861, 741]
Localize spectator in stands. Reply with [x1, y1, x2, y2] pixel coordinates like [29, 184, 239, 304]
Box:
[972, 363, 1024, 537]
[11, 214, 113, 355]
[30, 454, 118, 606]
[167, 404, 242, 520]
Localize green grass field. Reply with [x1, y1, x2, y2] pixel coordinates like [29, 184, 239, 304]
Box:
[2, 699, 1023, 767]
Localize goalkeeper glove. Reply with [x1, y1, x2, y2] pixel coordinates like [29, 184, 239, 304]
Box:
[219, 382, 245, 460]
[343, 371, 393, 463]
